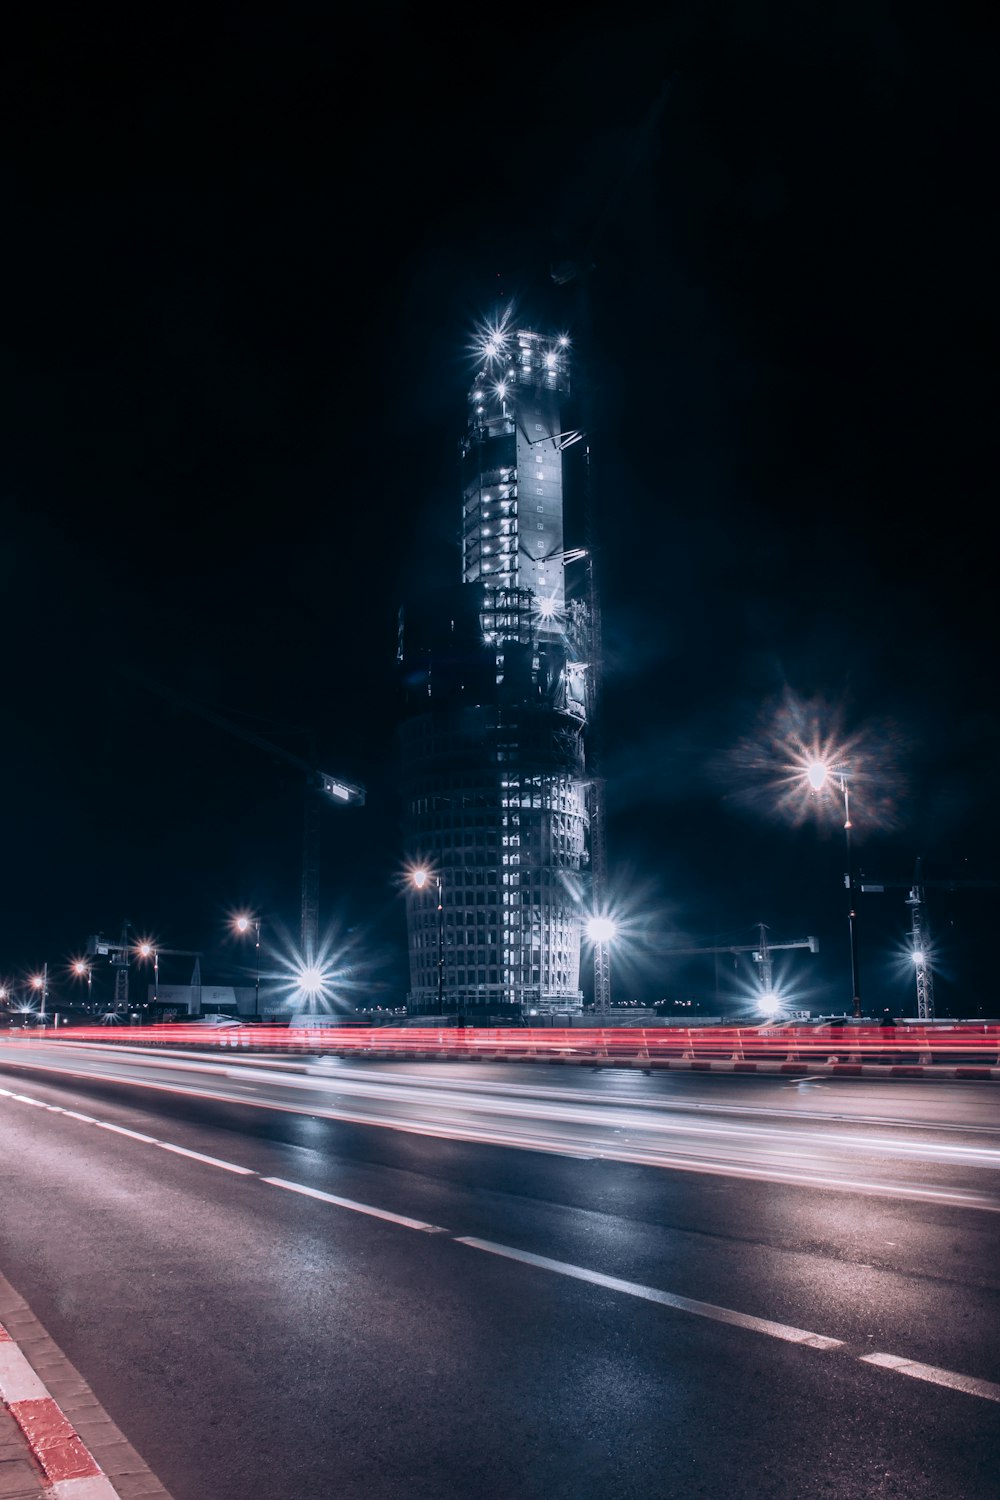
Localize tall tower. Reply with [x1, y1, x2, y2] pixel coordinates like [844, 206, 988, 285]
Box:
[397, 314, 592, 1020]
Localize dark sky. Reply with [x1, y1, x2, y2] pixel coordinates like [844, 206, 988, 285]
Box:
[3, 4, 996, 1016]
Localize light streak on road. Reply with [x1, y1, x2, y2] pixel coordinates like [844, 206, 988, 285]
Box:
[1, 1041, 999, 1210]
[2, 1069, 1000, 1413]
[2, 1021, 999, 1064]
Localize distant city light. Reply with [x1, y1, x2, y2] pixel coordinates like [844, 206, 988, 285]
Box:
[586, 917, 616, 944]
[758, 993, 781, 1017]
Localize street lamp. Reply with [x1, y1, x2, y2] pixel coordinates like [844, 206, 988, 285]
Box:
[806, 761, 861, 1017]
[29, 964, 48, 1023]
[234, 913, 262, 1019]
[585, 916, 616, 1016]
[137, 942, 159, 1010]
[411, 867, 444, 1015]
[72, 959, 93, 1011]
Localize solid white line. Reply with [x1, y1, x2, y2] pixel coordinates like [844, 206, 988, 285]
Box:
[261, 1176, 447, 1232]
[455, 1238, 844, 1349]
[156, 1143, 256, 1173]
[860, 1352, 1000, 1402]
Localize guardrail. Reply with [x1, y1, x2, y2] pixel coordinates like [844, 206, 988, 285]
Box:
[3, 1022, 1000, 1068]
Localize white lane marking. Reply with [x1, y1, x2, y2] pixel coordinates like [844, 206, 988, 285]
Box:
[455, 1237, 844, 1349]
[860, 1352, 1000, 1402]
[1, 1085, 254, 1174]
[261, 1176, 448, 1232]
[157, 1142, 255, 1174]
[95, 1122, 160, 1144]
[4, 1081, 999, 1404]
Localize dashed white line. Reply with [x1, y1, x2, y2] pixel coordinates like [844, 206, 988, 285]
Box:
[859, 1351, 1000, 1402]
[95, 1122, 160, 1144]
[261, 1176, 447, 1231]
[3, 1082, 997, 1404]
[455, 1238, 845, 1349]
[157, 1142, 256, 1173]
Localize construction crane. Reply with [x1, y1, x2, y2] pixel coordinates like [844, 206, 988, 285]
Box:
[86, 922, 203, 1013]
[859, 858, 999, 1019]
[126, 670, 365, 959]
[655, 925, 819, 998]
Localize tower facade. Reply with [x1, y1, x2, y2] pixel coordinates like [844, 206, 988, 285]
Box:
[398, 317, 592, 1019]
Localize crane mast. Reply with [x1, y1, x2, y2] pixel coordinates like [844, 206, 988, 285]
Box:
[860, 858, 998, 1020]
[87, 926, 203, 1015]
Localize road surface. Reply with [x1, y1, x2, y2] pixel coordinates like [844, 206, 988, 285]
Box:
[1, 1044, 997, 1499]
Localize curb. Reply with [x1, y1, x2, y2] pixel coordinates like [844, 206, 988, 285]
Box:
[0, 1272, 174, 1500]
[0, 1322, 117, 1498]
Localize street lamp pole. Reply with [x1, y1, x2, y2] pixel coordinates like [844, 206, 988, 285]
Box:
[840, 774, 862, 1018]
[235, 915, 262, 1019]
[29, 966, 49, 1026]
[435, 876, 444, 1015]
[807, 762, 862, 1018]
[253, 918, 261, 1018]
[31, 963, 49, 1023]
[136, 942, 159, 1017]
[411, 868, 445, 1016]
[73, 960, 93, 1011]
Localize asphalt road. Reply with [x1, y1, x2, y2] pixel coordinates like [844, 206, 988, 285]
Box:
[1, 1046, 998, 1500]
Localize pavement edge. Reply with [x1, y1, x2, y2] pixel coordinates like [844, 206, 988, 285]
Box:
[0, 1271, 174, 1500]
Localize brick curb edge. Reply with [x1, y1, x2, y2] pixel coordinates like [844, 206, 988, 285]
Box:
[0, 1274, 173, 1500]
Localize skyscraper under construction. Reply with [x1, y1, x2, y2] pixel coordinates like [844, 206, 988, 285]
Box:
[397, 314, 597, 1020]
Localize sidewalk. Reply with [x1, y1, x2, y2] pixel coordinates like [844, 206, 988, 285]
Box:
[0, 1273, 173, 1500]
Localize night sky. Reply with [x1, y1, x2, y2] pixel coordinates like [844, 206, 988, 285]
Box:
[4, 6, 996, 1017]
